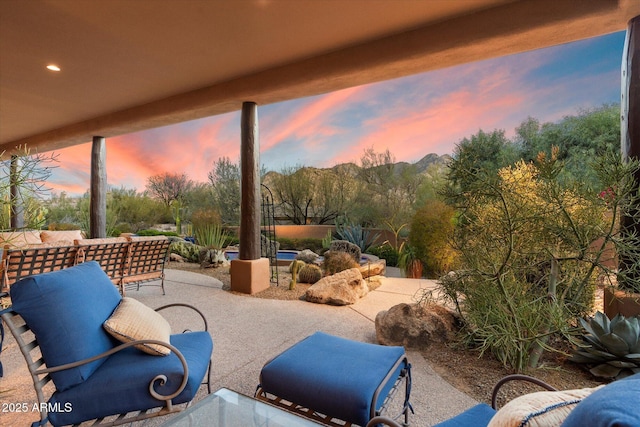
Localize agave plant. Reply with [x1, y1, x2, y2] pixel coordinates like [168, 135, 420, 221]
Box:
[570, 311, 640, 379]
[335, 222, 380, 252]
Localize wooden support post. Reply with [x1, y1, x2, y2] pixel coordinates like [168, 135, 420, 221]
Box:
[9, 155, 25, 229]
[90, 136, 107, 238]
[239, 102, 261, 260]
[620, 16, 640, 286]
[231, 102, 270, 294]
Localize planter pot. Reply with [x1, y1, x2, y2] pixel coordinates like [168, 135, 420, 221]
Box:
[405, 260, 423, 279]
[603, 287, 640, 318]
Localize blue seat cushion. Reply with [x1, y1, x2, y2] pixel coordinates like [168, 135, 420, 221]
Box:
[561, 372, 640, 427]
[47, 331, 213, 426]
[10, 261, 122, 391]
[259, 331, 408, 427]
[433, 403, 496, 427]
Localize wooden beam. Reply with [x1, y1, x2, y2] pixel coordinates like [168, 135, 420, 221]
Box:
[239, 102, 261, 260]
[620, 15, 640, 286]
[90, 136, 107, 238]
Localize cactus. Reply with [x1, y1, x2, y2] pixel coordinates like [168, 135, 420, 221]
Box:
[322, 250, 359, 275]
[289, 260, 306, 290]
[288, 259, 306, 273]
[570, 311, 640, 379]
[330, 240, 361, 262]
[170, 240, 201, 263]
[298, 264, 322, 284]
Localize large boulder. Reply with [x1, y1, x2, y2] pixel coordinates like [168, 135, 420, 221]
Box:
[305, 268, 368, 305]
[375, 303, 461, 349]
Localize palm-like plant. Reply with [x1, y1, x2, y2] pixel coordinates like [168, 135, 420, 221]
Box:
[194, 224, 228, 249]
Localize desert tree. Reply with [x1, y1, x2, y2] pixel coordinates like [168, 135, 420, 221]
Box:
[146, 172, 194, 233]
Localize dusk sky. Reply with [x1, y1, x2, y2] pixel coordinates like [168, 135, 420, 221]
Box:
[47, 31, 625, 197]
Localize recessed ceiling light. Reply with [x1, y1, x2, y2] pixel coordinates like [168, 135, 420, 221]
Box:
[46, 64, 61, 72]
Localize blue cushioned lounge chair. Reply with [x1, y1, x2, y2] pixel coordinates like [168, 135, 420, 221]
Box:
[1, 261, 213, 426]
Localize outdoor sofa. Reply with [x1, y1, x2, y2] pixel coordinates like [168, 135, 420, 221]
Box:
[0, 230, 170, 295]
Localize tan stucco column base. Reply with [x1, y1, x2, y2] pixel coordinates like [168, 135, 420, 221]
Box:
[230, 258, 270, 294]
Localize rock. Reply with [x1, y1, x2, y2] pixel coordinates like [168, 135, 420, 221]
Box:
[199, 248, 230, 268]
[359, 259, 386, 278]
[365, 275, 384, 291]
[260, 234, 279, 258]
[305, 268, 368, 305]
[375, 303, 461, 349]
[170, 253, 185, 262]
[296, 249, 320, 264]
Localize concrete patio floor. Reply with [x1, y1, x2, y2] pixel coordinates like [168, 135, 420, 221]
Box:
[1, 268, 480, 426]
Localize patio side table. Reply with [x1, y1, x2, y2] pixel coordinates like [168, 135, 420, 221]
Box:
[160, 388, 323, 427]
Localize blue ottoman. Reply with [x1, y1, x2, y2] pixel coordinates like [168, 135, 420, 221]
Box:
[257, 332, 412, 426]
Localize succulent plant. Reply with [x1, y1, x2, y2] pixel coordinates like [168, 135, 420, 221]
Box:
[288, 260, 306, 290]
[329, 240, 361, 263]
[335, 223, 380, 252]
[288, 259, 306, 274]
[570, 311, 640, 379]
[170, 240, 201, 263]
[322, 250, 359, 275]
[298, 264, 322, 284]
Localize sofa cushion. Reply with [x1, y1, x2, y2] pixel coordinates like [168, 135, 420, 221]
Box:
[40, 229, 83, 243]
[488, 386, 602, 427]
[48, 331, 213, 426]
[0, 230, 42, 247]
[103, 297, 172, 356]
[10, 261, 122, 391]
[561, 373, 640, 427]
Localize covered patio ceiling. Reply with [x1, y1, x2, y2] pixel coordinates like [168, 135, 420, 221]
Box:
[1, 0, 639, 157]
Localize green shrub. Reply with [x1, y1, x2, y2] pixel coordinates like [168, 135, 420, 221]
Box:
[191, 209, 222, 229]
[439, 150, 630, 371]
[276, 237, 324, 253]
[46, 222, 81, 231]
[114, 222, 133, 234]
[409, 201, 458, 277]
[367, 244, 400, 267]
[137, 229, 179, 237]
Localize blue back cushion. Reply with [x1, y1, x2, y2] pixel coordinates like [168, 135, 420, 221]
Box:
[561, 372, 640, 427]
[10, 261, 122, 391]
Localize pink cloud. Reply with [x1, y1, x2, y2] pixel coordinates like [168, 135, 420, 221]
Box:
[262, 85, 367, 151]
[331, 81, 525, 165]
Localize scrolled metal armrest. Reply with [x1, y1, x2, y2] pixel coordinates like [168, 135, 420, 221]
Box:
[155, 303, 208, 332]
[491, 374, 557, 409]
[366, 416, 403, 427]
[37, 339, 189, 402]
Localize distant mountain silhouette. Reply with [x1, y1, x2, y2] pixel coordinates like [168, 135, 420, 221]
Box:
[263, 153, 450, 183]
